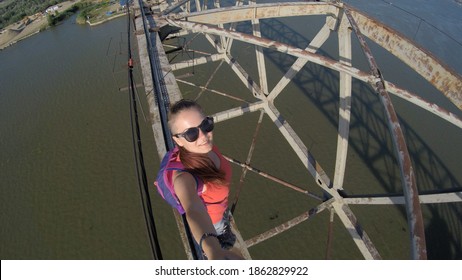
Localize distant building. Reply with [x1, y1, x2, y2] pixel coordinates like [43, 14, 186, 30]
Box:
[45, 5, 59, 15]
[119, 0, 130, 8]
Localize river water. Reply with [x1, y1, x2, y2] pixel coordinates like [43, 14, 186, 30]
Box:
[0, 1, 461, 259]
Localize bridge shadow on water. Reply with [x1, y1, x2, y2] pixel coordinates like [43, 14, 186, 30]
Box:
[236, 17, 462, 259]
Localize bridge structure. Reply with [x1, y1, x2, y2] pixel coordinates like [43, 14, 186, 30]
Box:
[129, 0, 462, 260]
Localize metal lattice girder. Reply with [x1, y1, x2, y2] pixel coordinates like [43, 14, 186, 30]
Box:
[162, 13, 462, 138]
[163, 1, 461, 111]
[167, 1, 339, 24]
[162, 1, 462, 118]
[344, 6, 426, 259]
[136, 0, 462, 260]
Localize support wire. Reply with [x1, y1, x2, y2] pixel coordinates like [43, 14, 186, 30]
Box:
[126, 3, 163, 260]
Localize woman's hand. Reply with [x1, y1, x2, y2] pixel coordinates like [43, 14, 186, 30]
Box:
[173, 172, 243, 260]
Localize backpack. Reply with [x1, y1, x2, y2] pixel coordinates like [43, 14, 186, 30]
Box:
[154, 147, 204, 214]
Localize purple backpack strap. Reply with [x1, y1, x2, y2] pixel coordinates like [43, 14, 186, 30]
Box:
[154, 148, 204, 214]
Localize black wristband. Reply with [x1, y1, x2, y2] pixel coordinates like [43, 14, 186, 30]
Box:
[199, 232, 218, 251]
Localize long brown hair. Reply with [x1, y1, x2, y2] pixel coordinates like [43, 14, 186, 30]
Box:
[169, 99, 228, 186]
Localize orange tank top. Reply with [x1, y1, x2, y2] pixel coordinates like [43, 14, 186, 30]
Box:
[175, 146, 231, 224]
[200, 145, 231, 224]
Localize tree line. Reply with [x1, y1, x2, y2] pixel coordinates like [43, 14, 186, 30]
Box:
[1, 0, 69, 29]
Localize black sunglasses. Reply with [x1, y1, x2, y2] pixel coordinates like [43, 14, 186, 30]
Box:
[173, 116, 214, 142]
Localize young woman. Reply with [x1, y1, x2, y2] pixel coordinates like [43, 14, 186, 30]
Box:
[164, 99, 241, 260]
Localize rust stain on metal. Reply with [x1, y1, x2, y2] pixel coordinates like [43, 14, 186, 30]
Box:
[171, 2, 337, 24]
[344, 6, 427, 260]
[163, 18, 373, 84]
[340, 203, 382, 259]
[345, 4, 462, 110]
[385, 81, 462, 128]
[245, 199, 334, 248]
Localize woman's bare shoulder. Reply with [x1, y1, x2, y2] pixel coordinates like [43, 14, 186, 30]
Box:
[172, 170, 197, 193]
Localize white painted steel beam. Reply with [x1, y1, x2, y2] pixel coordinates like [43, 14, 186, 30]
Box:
[263, 102, 334, 194]
[212, 101, 266, 123]
[250, 0, 269, 95]
[333, 10, 352, 191]
[223, 0, 245, 52]
[267, 18, 332, 101]
[166, 29, 192, 38]
[169, 2, 339, 24]
[215, 92, 382, 260]
[331, 201, 382, 259]
[343, 192, 462, 204]
[224, 54, 264, 98]
[194, 0, 201, 12]
[213, 0, 227, 53]
[170, 53, 225, 70]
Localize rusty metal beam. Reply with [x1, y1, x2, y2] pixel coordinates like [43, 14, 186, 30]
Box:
[168, 2, 338, 24]
[344, 6, 427, 260]
[211, 62, 380, 260]
[325, 207, 335, 260]
[331, 201, 382, 259]
[386, 81, 462, 129]
[345, 4, 462, 111]
[224, 155, 324, 201]
[245, 199, 335, 248]
[229, 213, 252, 259]
[163, 17, 462, 131]
[230, 110, 265, 214]
[162, 18, 376, 84]
[343, 192, 462, 204]
[162, 3, 462, 121]
[196, 59, 224, 99]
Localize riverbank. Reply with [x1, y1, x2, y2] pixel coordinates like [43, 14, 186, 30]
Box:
[0, 0, 125, 50]
[81, 0, 127, 26]
[87, 12, 126, 26]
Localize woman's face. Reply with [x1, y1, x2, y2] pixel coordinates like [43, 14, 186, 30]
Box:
[171, 108, 213, 154]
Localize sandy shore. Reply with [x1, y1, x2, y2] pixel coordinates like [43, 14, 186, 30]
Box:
[0, 15, 47, 50]
[0, 0, 125, 50]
